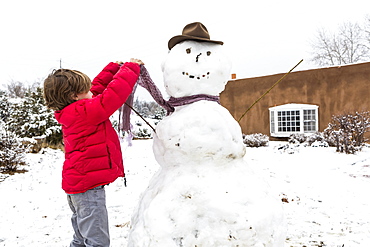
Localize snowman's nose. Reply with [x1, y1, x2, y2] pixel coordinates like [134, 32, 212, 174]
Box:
[196, 53, 202, 62]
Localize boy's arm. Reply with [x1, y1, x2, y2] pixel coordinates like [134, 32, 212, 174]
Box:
[82, 62, 141, 124]
[90, 62, 121, 96]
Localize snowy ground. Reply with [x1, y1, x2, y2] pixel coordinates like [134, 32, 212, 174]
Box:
[0, 139, 369, 247]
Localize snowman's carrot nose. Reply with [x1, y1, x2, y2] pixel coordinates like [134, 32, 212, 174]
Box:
[196, 53, 202, 62]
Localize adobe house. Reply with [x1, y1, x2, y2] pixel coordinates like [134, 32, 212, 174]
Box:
[220, 62, 370, 140]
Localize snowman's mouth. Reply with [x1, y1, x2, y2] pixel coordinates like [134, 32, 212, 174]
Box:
[182, 71, 210, 80]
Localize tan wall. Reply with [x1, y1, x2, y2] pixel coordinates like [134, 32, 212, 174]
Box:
[220, 62, 370, 139]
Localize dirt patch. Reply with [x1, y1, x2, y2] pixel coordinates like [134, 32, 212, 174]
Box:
[0, 169, 28, 182]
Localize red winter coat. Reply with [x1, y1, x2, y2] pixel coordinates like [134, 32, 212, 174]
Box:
[55, 62, 140, 194]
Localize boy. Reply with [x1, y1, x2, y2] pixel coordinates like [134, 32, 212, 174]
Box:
[43, 58, 143, 246]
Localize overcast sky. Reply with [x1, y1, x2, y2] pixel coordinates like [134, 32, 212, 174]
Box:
[1, 0, 369, 100]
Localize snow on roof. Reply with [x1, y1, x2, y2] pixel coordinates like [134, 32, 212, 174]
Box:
[269, 103, 319, 110]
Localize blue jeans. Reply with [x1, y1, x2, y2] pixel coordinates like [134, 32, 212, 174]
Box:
[67, 186, 110, 247]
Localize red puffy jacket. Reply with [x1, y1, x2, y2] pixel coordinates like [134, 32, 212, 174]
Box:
[55, 62, 140, 194]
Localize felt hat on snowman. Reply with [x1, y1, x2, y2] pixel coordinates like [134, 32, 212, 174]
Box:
[168, 22, 224, 50]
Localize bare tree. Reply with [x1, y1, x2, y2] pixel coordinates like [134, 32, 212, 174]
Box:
[310, 21, 370, 66]
[340, 22, 369, 63]
[364, 15, 370, 49]
[7, 80, 26, 98]
[6, 80, 41, 98]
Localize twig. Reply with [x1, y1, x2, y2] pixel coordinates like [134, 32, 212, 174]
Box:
[124, 102, 156, 133]
[238, 59, 303, 123]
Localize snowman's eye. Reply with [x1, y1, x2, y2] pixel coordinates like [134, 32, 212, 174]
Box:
[186, 48, 191, 54]
[207, 51, 211, 56]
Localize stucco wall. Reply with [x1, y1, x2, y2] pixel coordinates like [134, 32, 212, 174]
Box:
[220, 62, 370, 139]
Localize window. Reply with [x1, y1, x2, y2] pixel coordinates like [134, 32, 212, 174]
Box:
[303, 109, 316, 132]
[270, 111, 275, 134]
[269, 104, 319, 137]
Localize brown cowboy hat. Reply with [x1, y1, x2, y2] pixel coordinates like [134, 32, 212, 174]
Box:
[168, 22, 224, 50]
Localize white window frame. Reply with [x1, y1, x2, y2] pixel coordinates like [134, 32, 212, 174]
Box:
[269, 103, 319, 137]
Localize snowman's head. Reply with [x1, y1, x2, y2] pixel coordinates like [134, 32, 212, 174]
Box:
[162, 40, 232, 98]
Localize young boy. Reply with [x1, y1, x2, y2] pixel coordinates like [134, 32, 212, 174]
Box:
[43, 58, 143, 246]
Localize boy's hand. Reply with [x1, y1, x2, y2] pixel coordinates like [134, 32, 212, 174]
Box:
[115, 61, 124, 65]
[130, 58, 144, 65]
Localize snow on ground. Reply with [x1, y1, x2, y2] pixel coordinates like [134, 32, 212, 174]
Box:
[0, 140, 369, 247]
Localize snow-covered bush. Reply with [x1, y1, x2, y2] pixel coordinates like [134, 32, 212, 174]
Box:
[310, 140, 329, 147]
[131, 118, 155, 139]
[288, 132, 329, 147]
[0, 121, 28, 172]
[133, 99, 166, 120]
[114, 99, 163, 140]
[324, 111, 370, 154]
[7, 87, 62, 149]
[288, 133, 307, 144]
[133, 127, 152, 139]
[306, 132, 328, 146]
[0, 92, 11, 122]
[243, 133, 269, 147]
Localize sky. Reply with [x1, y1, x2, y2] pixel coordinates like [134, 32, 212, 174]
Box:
[1, 0, 370, 100]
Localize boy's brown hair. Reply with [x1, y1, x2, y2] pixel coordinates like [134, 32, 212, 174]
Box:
[43, 69, 91, 111]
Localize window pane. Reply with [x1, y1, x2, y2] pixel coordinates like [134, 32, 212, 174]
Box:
[276, 110, 301, 133]
[270, 111, 275, 133]
[304, 121, 316, 132]
[303, 109, 316, 132]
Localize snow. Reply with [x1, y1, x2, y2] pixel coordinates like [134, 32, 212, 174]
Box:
[1, 140, 369, 246]
[249, 143, 370, 246]
[269, 103, 319, 110]
[1, 25, 369, 247]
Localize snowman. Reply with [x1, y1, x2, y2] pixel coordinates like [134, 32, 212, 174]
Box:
[128, 22, 286, 247]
